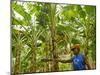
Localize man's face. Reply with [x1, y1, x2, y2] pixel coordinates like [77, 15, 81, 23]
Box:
[72, 48, 79, 55]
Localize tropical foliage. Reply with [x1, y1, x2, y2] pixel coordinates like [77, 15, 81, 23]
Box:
[12, 1, 96, 74]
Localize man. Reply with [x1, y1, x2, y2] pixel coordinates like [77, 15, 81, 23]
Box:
[57, 44, 91, 70]
[42, 44, 91, 70]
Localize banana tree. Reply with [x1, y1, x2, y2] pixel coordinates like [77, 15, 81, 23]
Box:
[12, 1, 44, 73]
[12, 27, 25, 74]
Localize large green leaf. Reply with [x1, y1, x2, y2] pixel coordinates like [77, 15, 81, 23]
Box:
[57, 24, 77, 33]
[12, 16, 30, 26]
[84, 5, 96, 17]
[74, 5, 86, 18]
[12, 2, 31, 21]
[61, 5, 78, 21]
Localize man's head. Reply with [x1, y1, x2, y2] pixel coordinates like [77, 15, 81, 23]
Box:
[71, 44, 80, 55]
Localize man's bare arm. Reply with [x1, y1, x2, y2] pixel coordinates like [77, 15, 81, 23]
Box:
[57, 59, 72, 63]
[41, 58, 52, 62]
[41, 58, 72, 63]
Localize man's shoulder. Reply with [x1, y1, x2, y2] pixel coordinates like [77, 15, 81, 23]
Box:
[79, 53, 85, 56]
[79, 53, 85, 59]
[72, 54, 85, 60]
[79, 53, 84, 56]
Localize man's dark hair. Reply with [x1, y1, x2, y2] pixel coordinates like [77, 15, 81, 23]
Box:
[71, 44, 80, 51]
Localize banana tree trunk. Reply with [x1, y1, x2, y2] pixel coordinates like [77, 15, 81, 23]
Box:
[49, 4, 59, 71]
[44, 41, 49, 72]
[84, 38, 89, 56]
[14, 44, 21, 74]
[84, 21, 89, 56]
[49, 37, 53, 71]
[30, 41, 36, 72]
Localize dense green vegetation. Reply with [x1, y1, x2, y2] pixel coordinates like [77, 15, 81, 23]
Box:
[12, 1, 96, 74]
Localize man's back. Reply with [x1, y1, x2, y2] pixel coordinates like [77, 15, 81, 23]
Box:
[72, 54, 86, 70]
